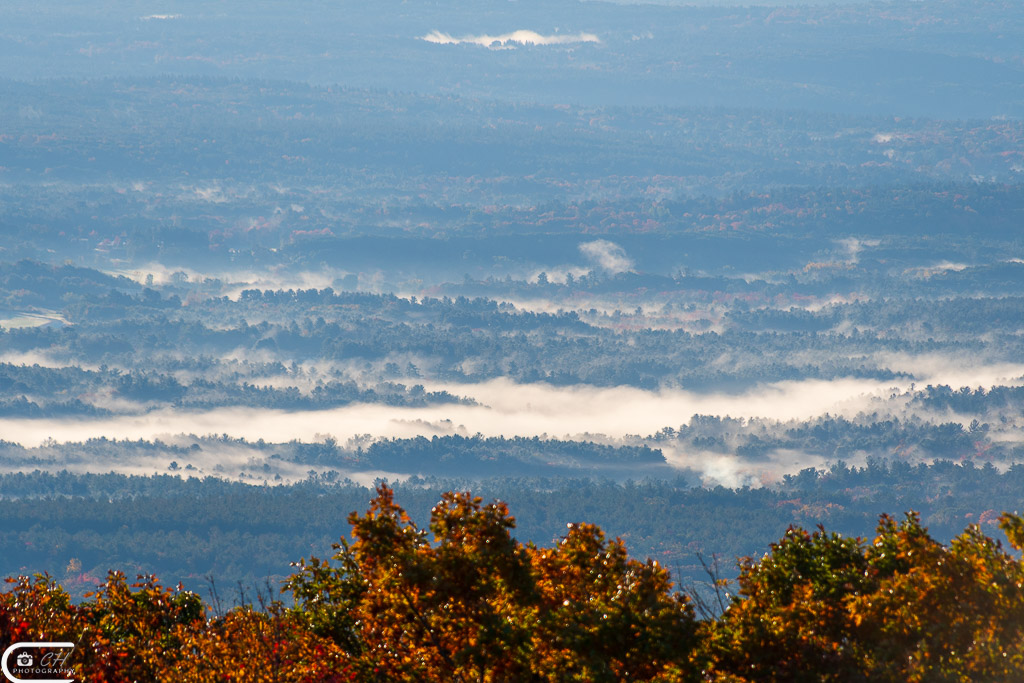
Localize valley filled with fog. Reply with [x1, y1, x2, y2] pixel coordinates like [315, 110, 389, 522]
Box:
[1, 0, 1023, 590]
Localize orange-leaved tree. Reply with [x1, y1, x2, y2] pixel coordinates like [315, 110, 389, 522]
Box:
[529, 522, 697, 682]
[284, 483, 698, 682]
[0, 571, 357, 681]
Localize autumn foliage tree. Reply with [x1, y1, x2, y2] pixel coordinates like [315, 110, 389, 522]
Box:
[285, 484, 697, 681]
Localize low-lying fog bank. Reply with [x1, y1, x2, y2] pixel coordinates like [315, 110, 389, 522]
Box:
[1, 369, 1021, 487]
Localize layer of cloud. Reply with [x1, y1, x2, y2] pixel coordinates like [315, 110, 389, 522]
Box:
[107, 263, 356, 300]
[0, 436, 406, 487]
[3, 364, 1022, 482]
[0, 376, 911, 450]
[871, 351, 1024, 389]
[0, 351, 86, 369]
[660, 445, 836, 489]
[579, 239, 634, 273]
[421, 30, 599, 48]
[904, 261, 970, 279]
[835, 237, 880, 264]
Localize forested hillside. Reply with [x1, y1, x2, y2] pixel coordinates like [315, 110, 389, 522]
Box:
[0, 458, 1020, 594]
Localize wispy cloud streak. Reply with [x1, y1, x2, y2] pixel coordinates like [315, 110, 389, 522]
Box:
[421, 30, 599, 48]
